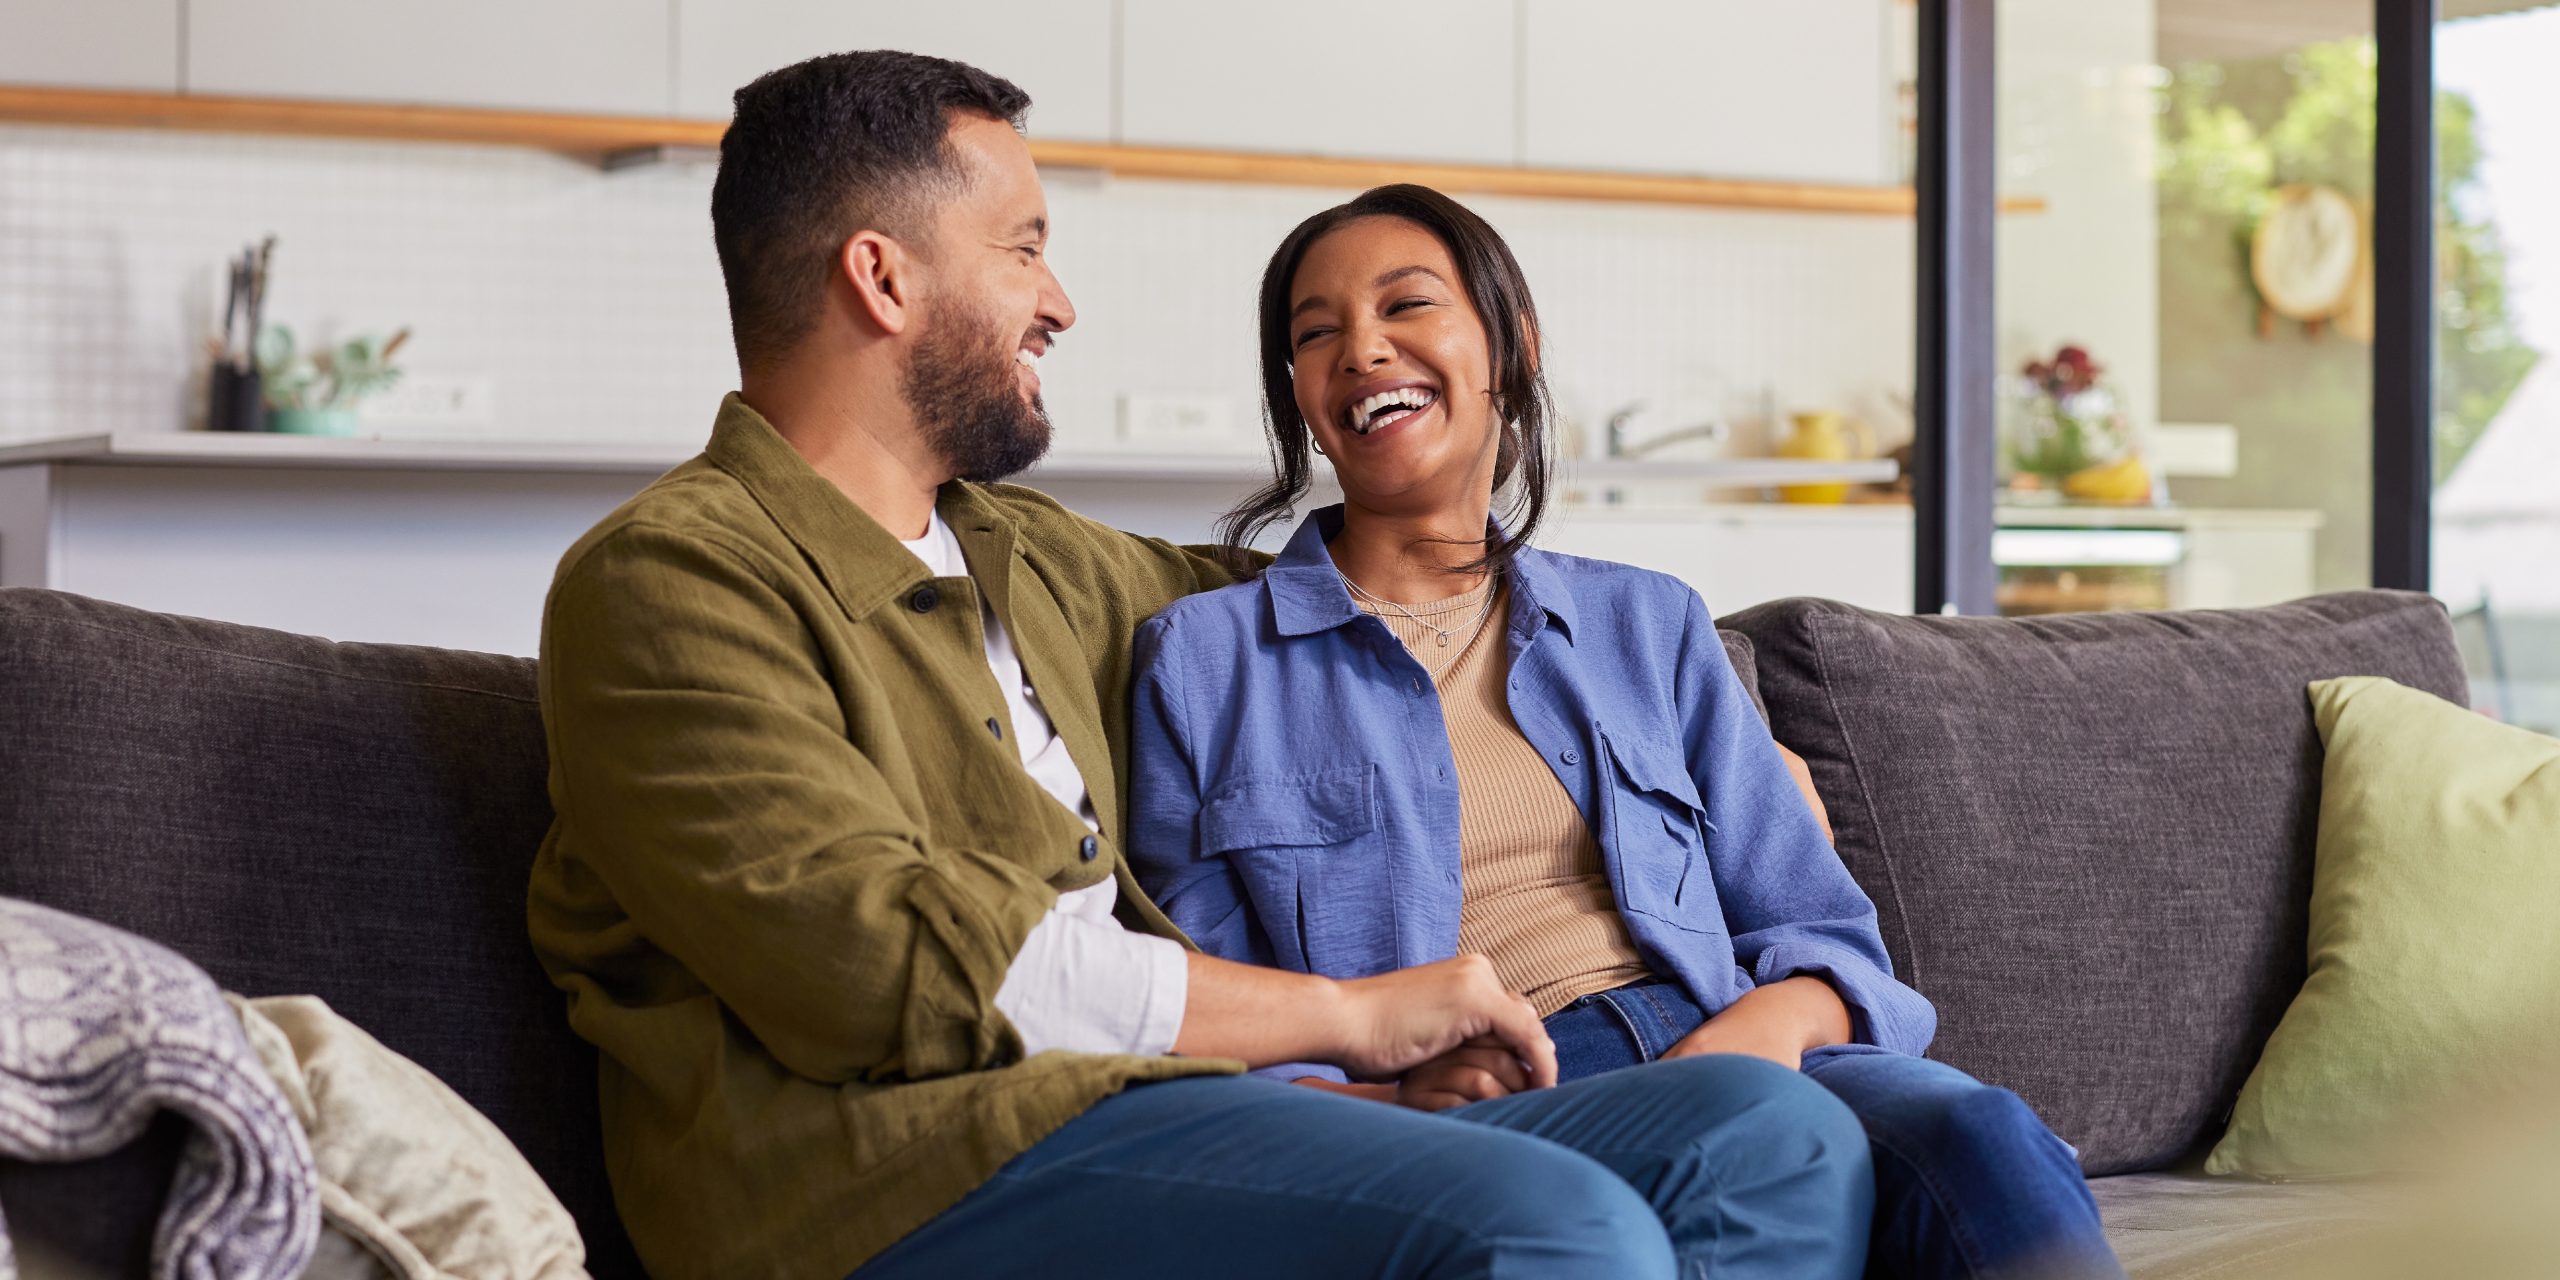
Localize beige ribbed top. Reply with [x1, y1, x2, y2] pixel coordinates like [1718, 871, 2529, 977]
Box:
[1356, 575, 1651, 1017]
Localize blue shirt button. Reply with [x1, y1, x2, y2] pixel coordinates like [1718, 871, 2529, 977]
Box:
[1079, 835, 1099, 862]
[1561, 749, 1581, 765]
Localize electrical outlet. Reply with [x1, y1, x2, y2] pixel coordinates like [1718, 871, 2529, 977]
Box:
[2152, 422, 2240, 478]
[1120, 394, 1236, 447]
[366, 375, 497, 429]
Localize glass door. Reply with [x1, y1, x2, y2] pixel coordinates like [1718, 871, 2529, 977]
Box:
[1991, 0, 2379, 615]
[2433, 3, 2560, 732]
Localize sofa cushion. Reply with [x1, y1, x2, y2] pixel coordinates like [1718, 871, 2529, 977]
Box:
[1720, 591, 2470, 1175]
[2207, 676, 2560, 1178]
[0, 588, 639, 1278]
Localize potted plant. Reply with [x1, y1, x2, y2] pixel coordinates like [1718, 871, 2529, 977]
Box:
[2004, 343, 2152, 503]
[255, 326, 408, 437]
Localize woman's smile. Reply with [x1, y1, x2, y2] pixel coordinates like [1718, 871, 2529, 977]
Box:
[1342, 382, 1442, 438]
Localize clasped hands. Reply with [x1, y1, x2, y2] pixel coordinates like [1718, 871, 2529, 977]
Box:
[1315, 965, 1849, 1113]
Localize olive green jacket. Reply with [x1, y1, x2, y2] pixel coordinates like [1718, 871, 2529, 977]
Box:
[530, 395, 1247, 1278]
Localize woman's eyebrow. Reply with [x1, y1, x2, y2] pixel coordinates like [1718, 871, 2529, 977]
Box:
[1374, 264, 1448, 289]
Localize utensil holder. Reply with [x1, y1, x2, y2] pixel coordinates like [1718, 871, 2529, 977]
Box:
[207, 364, 267, 433]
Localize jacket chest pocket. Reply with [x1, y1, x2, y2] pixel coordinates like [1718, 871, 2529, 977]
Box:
[1198, 764, 1390, 976]
[1598, 731, 1719, 934]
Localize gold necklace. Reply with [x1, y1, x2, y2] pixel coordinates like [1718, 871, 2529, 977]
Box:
[1341, 572, 1497, 649]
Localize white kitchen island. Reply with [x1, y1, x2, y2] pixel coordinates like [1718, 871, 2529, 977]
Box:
[0, 431, 1902, 655]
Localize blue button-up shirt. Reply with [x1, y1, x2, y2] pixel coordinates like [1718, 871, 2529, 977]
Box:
[1126, 507, 1935, 1082]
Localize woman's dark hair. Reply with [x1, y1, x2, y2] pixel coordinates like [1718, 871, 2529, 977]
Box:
[1215, 184, 1556, 578]
[711, 51, 1031, 376]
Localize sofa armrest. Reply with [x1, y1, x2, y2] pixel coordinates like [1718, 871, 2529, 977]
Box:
[0, 1112, 185, 1280]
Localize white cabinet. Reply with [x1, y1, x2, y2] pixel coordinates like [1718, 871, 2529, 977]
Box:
[1540, 504, 1914, 614]
[673, 1, 1113, 139]
[1119, 0, 1518, 164]
[0, 0, 179, 91]
[185, 0, 671, 115]
[1521, 0, 1891, 185]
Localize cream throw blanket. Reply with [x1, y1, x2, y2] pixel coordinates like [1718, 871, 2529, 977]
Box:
[227, 997, 588, 1280]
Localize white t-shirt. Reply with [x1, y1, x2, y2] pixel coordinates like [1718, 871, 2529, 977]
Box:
[900, 511, 1187, 1058]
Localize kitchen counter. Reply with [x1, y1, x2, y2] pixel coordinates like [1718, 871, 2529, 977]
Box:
[0, 430, 1902, 653]
[0, 431, 1899, 486]
[1533, 500, 2328, 618]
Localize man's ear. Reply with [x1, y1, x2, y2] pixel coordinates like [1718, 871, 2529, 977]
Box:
[840, 230, 915, 336]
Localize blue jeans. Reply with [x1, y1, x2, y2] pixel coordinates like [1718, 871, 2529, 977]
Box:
[1548, 980, 2125, 1280]
[854, 1058, 1873, 1280]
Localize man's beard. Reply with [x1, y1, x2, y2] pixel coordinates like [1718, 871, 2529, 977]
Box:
[902, 296, 1053, 483]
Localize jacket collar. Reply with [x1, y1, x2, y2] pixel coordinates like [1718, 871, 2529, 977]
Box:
[1264, 504, 1578, 643]
[703, 392, 1018, 621]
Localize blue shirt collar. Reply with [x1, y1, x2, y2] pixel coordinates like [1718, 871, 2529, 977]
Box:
[1263, 505, 1578, 643]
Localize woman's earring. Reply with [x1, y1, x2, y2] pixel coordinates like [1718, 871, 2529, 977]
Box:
[1311, 438, 1328, 457]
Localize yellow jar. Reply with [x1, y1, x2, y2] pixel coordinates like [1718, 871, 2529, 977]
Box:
[1776, 411, 1875, 504]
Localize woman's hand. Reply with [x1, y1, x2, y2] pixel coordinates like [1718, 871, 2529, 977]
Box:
[1289, 1035, 1537, 1111]
[1661, 977, 1852, 1072]
[1395, 1036, 1534, 1112]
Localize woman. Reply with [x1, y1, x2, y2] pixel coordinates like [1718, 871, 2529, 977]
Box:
[1127, 185, 2121, 1280]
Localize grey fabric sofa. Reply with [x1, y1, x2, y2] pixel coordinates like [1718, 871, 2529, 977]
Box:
[0, 585, 2470, 1278]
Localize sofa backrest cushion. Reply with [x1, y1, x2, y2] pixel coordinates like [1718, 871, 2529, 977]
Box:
[0, 589, 640, 1277]
[1718, 590, 2470, 1175]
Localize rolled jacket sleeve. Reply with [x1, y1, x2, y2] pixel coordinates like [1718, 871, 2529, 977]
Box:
[1676, 591, 1938, 1057]
[544, 524, 1058, 1085]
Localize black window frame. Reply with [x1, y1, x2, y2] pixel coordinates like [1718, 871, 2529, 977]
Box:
[1910, 0, 2439, 611]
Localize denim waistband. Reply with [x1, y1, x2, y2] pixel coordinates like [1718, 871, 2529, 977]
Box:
[1564, 979, 1710, 1062]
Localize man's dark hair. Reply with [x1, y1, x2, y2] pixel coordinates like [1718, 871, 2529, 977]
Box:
[711, 50, 1031, 375]
[1218, 184, 1557, 578]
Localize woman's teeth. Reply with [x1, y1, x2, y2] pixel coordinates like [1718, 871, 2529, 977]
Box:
[1345, 387, 1437, 434]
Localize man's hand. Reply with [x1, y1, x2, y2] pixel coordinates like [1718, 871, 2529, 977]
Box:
[1661, 976, 1851, 1072]
[1331, 954, 1558, 1088]
[1173, 951, 1555, 1091]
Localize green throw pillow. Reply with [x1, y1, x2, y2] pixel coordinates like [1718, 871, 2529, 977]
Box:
[2207, 675, 2560, 1179]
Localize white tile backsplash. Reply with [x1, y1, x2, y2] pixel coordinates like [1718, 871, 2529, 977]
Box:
[0, 122, 1914, 455]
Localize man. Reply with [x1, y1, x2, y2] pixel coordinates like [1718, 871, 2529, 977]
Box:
[531, 50, 1872, 1279]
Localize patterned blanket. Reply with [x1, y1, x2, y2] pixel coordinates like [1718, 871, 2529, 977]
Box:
[0, 897, 317, 1279]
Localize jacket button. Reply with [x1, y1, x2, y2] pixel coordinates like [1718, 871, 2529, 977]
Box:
[1561, 749, 1581, 765]
[908, 585, 940, 613]
[1079, 835, 1100, 862]
[986, 717, 1003, 740]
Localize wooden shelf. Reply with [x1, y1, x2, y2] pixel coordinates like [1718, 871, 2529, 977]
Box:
[0, 85, 723, 155]
[0, 85, 2045, 217]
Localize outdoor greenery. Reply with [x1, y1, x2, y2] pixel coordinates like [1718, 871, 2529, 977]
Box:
[2157, 37, 2539, 482]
